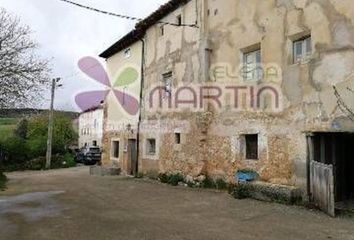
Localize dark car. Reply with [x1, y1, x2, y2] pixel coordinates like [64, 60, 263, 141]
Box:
[75, 146, 101, 165]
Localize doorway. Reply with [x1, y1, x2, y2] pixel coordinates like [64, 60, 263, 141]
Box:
[309, 133, 354, 213]
[128, 139, 138, 176]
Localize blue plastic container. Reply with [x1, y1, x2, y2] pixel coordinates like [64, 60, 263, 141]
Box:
[235, 171, 258, 182]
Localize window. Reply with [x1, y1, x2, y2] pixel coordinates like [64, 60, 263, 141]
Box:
[124, 48, 131, 58]
[177, 15, 182, 26]
[112, 141, 120, 158]
[243, 49, 261, 81]
[245, 134, 258, 160]
[146, 139, 156, 155]
[175, 133, 181, 144]
[162, 72, 172, 97]
[92, 140, 97, 147]
[160, 25, 164, 36]
[293, 36, 311, 63]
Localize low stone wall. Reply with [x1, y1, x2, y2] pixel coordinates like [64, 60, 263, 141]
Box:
[232, 181, 303, 205]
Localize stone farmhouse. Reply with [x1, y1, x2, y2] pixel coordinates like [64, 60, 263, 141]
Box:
[99, 0, 354, 215]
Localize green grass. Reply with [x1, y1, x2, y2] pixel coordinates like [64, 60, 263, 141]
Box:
[0, 118, 17, 125]
[0, 118, 17, 141]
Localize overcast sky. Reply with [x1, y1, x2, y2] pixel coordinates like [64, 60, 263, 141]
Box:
[1, 0, 168, 112]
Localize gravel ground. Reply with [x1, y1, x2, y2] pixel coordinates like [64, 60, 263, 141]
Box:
[0, 166, 353, 240]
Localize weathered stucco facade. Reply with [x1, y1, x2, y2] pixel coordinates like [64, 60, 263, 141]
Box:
[101, 40, 142, 175]
[101, 0, 354, 198]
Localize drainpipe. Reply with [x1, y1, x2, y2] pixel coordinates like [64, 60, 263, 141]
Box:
[136, 37, 145, 177]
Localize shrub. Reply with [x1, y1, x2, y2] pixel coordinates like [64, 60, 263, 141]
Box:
[0, 170, 7, 191]
[158, 173, 170, 183]
[168, 173, 184, 186]
[1, 136, 28, 163]
[24, 154, 76, 170]
[231, 184, 251, 199]
[201, 176, 216, 189]
[62, 153, 76, 168]
[187, 180, 195, 188]
[25, 157, 45, 170]
[215, 178, 228, 190]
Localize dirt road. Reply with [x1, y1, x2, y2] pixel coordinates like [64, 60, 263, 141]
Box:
[0, 167, 353, 240]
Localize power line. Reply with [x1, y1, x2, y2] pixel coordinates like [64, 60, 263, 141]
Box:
[61, 62, 103, 81]
[58, 0, 198, 28]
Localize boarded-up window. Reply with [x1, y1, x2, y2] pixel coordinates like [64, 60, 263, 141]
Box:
[245, 134, 258, 160]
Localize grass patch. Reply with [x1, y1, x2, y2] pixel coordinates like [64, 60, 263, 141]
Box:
[0, 124, 16, 141]
[0, 118, 17, 141]
[0, 118, 17, 125]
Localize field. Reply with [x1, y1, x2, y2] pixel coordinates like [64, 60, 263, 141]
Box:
[0, 118, 17, 141]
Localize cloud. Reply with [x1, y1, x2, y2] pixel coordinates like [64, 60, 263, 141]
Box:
[1, 0, 168, 111]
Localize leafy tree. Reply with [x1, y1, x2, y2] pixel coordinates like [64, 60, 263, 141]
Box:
[26, 113, 78, 158]
[0, 8, 50, 108]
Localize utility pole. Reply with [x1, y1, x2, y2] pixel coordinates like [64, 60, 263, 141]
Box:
[45, 78, 61, 169]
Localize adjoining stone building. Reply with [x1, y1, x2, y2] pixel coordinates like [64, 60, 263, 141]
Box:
[100, 0, 354, 214]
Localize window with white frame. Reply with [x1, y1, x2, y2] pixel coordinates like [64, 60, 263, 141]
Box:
[111, 141, 120, 159]
[293, 36, 312, 63]
[124, 48, 131, 58]
[146, 139, 156, 155]
[243, 49, 261, 81]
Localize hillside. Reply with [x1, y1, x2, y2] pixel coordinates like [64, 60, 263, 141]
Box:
[0, 108, 79, 119]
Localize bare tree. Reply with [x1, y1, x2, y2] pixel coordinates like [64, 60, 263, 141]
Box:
[0, 8, 50, 108]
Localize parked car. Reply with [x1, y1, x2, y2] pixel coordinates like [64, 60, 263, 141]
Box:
[74, 146, 101, 165]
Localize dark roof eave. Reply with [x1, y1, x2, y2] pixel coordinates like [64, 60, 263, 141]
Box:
[99, 0, 191, 59]
[99, 29, 144, 58]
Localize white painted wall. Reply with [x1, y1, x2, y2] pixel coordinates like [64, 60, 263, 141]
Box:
[78, 107, 104, 148]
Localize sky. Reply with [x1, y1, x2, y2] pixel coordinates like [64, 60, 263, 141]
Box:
[0, 0, 168, 112]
